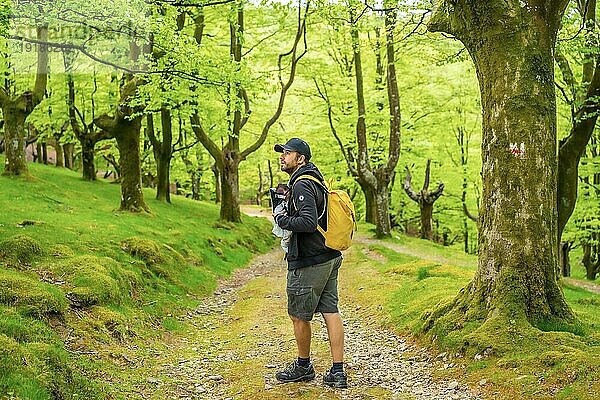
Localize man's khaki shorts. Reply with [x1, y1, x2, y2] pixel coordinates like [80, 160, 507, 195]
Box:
[286, 256, 343, 321]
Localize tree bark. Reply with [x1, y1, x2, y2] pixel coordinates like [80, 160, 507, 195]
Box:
[559, 241, 571, 278]
[147, 109, 174, 203]
[427, 0, 574, 325]
[63, 143, 74, 169]
[211, 162, 221, 204]
[94, 76, 148, 212]
[582, 242, 600, 280]
[1, 25, 48, 176]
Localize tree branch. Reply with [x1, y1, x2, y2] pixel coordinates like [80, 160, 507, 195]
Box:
[240, 0, 309, 160]
[10, 35, 221, 85]
[314, 77, 358, 176]
[403, 166, 419, 202]
[190, 113, 224, 170]
[0, 87, 9, 107]
[422, 159, 431, 191]
[463, 202, 478, 222]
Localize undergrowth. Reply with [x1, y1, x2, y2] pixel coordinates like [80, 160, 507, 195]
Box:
[0, 160, 274, 399]
[346, 223, 600, 400]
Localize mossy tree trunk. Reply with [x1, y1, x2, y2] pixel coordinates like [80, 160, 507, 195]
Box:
[94, 76, 148, 212]
[0, 25, 48, 176]
[427, 0, 574, 325]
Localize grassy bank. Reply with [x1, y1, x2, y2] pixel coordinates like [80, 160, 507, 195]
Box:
[0, 161, 274, 399]
[346, 224, 600, 400]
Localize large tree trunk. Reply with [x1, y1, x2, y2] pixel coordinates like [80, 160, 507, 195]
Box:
[1, 26, 48, 176]
[114, 118, 146, 212]
[2, 104, 29, 175]
[94, 76, 148, 212]
[427, 1, 573, 327]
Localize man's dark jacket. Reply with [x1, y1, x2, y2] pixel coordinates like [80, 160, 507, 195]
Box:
[274, 163, 342, 270]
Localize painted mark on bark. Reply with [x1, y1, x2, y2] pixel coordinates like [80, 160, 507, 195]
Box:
[509, 142, 525, 158]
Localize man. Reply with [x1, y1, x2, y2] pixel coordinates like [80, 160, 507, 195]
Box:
[272, 137, 347, 389]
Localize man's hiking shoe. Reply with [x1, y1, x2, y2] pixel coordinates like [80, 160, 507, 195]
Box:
[275, 360, 315, 383]
[323, 369, 348, 388]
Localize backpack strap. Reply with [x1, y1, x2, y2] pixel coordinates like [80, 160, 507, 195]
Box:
[292, 174, 328, 223]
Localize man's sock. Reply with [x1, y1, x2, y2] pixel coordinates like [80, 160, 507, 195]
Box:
[297, 357, 311, 367]
[331, 362, 344, 373]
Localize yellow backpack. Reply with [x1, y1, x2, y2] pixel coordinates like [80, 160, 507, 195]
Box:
[296, 175, 357, 251]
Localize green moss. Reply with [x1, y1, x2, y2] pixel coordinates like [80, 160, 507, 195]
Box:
[86, 306, 131, 341]
[417, 266, 431, 280]
[0, 234, 44, 266]
[121, 236, 166, 265]
[0, 306, 58, 343]
[48, 255, 138, 307]
[0, 333, 96, 400]
[48, 244, 75, 258]
[0, 269, 67, 316]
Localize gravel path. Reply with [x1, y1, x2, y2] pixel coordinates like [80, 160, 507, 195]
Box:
[151, 248, 482, 400]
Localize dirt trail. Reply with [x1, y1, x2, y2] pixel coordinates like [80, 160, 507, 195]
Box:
[96, 208, 484, 399]
[105, 248, 480, 399]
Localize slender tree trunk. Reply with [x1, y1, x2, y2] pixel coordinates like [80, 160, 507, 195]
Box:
[212, 163, 221, 203]
[42, 143, 48, 164]
[191, 2, 308, 222]
[374, 186, 391, 236]
[35, 143, 43, 163]
[66, 71, 110, 181]
[220, 153, 240, 222]
[52, 137, 64, 167]
[349, 3, 400, 238]
[420, 203, 433, 240]
[559, 241, 571, 277]
[153, 108, 173, 203]
[358, 180, 377, 224]
[81, 139, 97, 180]
[63, 143, 74, 169]
[427, 1, 573, 326]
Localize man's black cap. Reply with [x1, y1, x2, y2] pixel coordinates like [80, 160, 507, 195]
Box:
[274, 138, 311, 161]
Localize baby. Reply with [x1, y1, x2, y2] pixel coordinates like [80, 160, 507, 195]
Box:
[270, 183, 292, 253]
